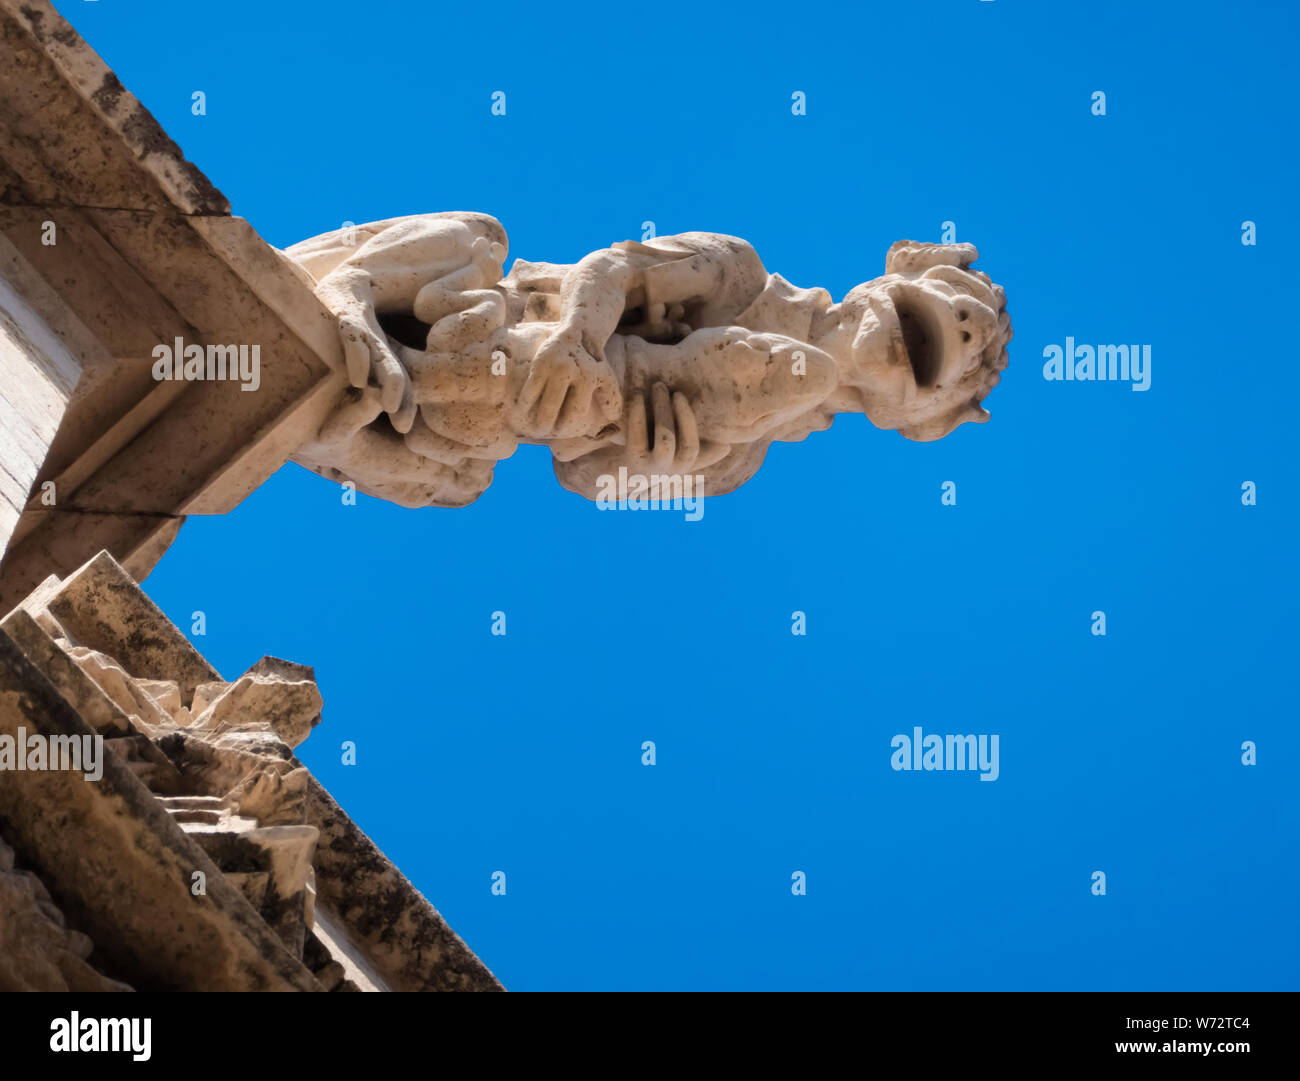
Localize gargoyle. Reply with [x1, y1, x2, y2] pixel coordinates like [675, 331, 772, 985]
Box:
[281, 213, 1011, 507]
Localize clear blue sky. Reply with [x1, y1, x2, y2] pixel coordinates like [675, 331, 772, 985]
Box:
[72, 0, 1297, 989]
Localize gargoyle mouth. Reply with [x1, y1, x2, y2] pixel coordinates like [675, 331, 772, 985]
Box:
[893, 298, 943, 388]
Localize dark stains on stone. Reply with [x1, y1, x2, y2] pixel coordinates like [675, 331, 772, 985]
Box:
[8, 6, 231, 216]
[117, 107, 232, 216]
[155, 732, 195, 777]
[90, 71, 124, 115]
[304, 777, 503, 990]
[17, 6, 44, 42]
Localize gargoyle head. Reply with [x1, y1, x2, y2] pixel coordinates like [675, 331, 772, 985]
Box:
[828, 241, 1011, 441]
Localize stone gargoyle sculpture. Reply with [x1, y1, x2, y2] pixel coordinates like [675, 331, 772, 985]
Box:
[281, 213, 1012, 507]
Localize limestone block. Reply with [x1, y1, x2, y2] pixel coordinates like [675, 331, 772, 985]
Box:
[44, 550, 220, 701]
[133, 678, 184, 720]
[0, 605, 130, 736]
[63, 646, 174, 732]
[191, 680, 231, 717]
[170, 809, 320, 960]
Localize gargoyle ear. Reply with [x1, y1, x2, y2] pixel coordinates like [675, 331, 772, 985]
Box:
[885, 240, 980, 275]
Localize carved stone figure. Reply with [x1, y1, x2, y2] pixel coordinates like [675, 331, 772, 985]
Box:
[283, 214, 1012, 507]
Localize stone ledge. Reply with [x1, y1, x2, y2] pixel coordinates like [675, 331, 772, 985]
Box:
[3, 549, 503, 990]
[0, 0, 348, 609]
[0, 626, 323, 991]
[0, 0, 230, 215]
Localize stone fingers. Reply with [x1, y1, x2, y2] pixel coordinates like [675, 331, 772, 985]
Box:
[337, 311, 415, 428]
[391, 381, 418, 435]
[338, 316, 372, 389]
[650, 382, 675, 469]
[670, 391, 699, 470]
[625, 384, 718, 475]
[591, 362, 622, 423]
[625, 388, 649, 460]
[370, 345, 408, 415]
[534, 360, 575, 434]
[515, 356, 551, 424]
[555, 379, 594, 438]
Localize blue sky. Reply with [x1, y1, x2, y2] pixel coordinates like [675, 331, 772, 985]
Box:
[72, 0, 1298, 989]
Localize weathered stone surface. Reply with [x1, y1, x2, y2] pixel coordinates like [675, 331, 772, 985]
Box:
[225, 764, 310, 827]
[62, 646, 176, 730]
[164, 800, 319, 960]
[0, 1, 228, 214]
[43, 549, 219, 701]
[305, 774, 503, 992]
[3, 548, 502, 990]
[102, 733, 187, 796]
[133, 678, 183, 719]
[0, 627, 322, 991]
[157, 728, 291, 799]
[0, 606, 186, 794]
[0, 838, 130, 992]
[191, 659, 323, 750]
[191, 680, 231, 717]
[0, 604, 129, 735]
[304, 917, 372, 992]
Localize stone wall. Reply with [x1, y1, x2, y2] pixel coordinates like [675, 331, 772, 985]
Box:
[0, 244, 81, 558]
